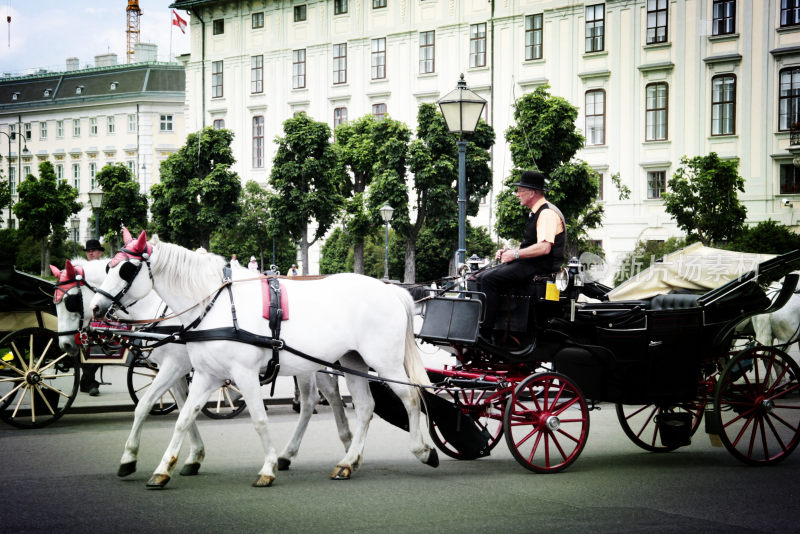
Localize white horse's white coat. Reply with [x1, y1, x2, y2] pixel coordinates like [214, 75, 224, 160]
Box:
[90, 235, 435, 486]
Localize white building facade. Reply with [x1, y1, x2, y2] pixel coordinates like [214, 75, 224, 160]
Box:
[0, 56, 185, 245]
[172, 0, 800, 273]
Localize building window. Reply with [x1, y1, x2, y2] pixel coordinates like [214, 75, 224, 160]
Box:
[334, 107, 348, 127]
[294, 5, 306, 22]
[333, 43, 347, 84]
[781, 0, 800, 27]
[24, 123, 31, 140]
[252, 12, 264, 28]
[469, 23, 487, 68]
[647, 170, 666, 199]
[213, 119, 225, 129]
[212, 60, 224, 98]
[646, 0, 668, 44]
[372, 38, 386, 79]
[73, 119, 81, 137]
[107, 116, 115, 134]
[160, 115, 173, 132]
[251, 55, 264, 93]
[128, 114, 137, 133]
[781, 164, 800, 194]
[8, 124, 15, 139]
[39, 121, 47, 140]
[645, 82, 668, 141]
[73, 164, 80, 191]
[711, 74, 736, 136]
[596, 173, 604, 200]
[525, 14, 543, 61]
[372, 103, 387, 121]
[23, 165, 30, 179]
[373, 0, 387, 8]
[293, 49, 306, 89]
[89, 163, 96, 189]
[779, 67, 800, 131]
[56, 120, 63, 138]
[56, 164, 64, 181]
[212, 19, 224, 35]
[252, 115, 264, 168]
[712, 0, 735, 35]
[585, 89, 605, 146]
[8, 167, 15, 196]
[585, 4, 604, 53]
[334, 0, 347, 15]
[419, 31, 435, 74]
[90, 117, 97, 135]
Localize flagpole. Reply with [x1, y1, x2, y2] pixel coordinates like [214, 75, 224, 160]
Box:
[169, 10, 174, 62]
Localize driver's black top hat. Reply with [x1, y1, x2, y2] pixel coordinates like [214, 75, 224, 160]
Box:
[84, 239, 105, 252]
[512, 170, 549, 191]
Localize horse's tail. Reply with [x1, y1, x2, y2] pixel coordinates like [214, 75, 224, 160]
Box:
[387, 283, 431, 390]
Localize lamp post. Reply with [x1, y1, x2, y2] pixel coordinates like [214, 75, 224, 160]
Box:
[87, 187, 105, 239]
[437, 73, 486, 267]
[70, 218, 80, 257]
[379, 203, 394, 280]
[1, 129, 29, 227]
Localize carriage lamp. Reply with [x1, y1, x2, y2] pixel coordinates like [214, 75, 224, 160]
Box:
[379, 203, 394, 280]
[88, 187, 105, 239]
[438, 74, 486, 266]
[468, 254, 482, 271]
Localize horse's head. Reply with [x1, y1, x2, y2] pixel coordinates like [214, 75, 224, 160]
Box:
[90, 229, 154, 319]
[51, 260, 91, 355]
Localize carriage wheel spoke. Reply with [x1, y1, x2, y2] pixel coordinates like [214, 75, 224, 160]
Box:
[9, 341, 28, 372]
[764, 413, 787, 456]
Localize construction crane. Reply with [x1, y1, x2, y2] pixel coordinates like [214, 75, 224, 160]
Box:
[126, 0, 142, 63]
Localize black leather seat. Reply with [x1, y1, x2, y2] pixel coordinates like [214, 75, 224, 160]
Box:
[648, 293, 700, 311]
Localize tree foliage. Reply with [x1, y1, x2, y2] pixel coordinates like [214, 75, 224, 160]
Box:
[0, 171, 11, 226]
[725, 220, 800, 254]
[335, 115, 411, 274]
[13, 161, 81, 275]
[95, 163, 148, 248]
[150, 127, 242, 249]
[496, 86, 602, 258]
[269, 114, 345, 274]
[612, 237, 688, 286]
[662, 152, 746, 246]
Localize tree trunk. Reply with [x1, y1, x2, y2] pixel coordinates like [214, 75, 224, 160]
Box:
[300, 227, 310, 275]
[353, 238, 364, 274]
[403, 237, 416, 283]
[41, 237, 50, 277]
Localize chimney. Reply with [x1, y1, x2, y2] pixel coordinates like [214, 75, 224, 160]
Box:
[66, 57, 79, 71]
[134, 43, 158, 63]
[95, 53, 118, 67]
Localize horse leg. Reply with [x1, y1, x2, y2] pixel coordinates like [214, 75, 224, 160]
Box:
[227, 367, 279, 487]
[385, 379, 437, 468]
[276, 372, 319, 471]
[146, 372, 218, 489]
[331, 355, 374, 480]
[118, 355, 205, 478]
[173, 373, 206, 476]
[316, 371, 352, 450]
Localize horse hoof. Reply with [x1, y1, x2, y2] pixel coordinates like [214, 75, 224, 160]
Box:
[180, 463, 201, 476]
[277, 458, 291, 471]
[425, 449, 440, 468]
[146, 474, 171, 489]
[252, 475, 274, 487]
[117, 461, 136, 478]
[330, 465, 352, 480]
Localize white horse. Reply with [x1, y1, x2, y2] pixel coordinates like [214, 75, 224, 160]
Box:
[54, 254, 351, 483]
[751, 290, 800, 350]
[89, 231, 436, 488]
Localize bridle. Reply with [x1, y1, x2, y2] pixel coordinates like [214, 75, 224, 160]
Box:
[95, 245, 154, 317]
[53, 266, 96, 334]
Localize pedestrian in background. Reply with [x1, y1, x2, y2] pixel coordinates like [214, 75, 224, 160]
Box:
[230, 254, 241, 268]
[248, 256, 259, 271]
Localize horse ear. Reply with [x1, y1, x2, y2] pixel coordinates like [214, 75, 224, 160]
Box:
[122, 226, 133, 244]
[64, 260, 75, 279]
[134, 230, 148, 253]
[49, 265, 61, 277]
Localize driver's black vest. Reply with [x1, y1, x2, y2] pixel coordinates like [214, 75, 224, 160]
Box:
[520, 202, 566, 273]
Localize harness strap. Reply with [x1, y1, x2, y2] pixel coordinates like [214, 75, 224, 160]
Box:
[262, 277, 283, 391]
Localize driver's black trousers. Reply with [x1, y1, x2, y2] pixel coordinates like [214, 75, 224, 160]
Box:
[476, 259, 545, 333]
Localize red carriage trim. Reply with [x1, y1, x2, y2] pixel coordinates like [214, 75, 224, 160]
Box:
[51, 260, 86, 303]
[262, 278, 289, 321]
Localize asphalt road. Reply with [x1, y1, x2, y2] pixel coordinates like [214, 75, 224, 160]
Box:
[2, 398, 799, 534]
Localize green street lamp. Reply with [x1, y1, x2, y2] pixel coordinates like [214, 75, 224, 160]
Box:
[379, 203, 394, 280]
[88, 187, 105, 239]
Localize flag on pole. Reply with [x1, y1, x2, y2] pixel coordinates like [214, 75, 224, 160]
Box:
[172, 9, 187, 34]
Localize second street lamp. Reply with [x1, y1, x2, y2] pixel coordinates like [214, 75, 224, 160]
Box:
[437, 73, 486, 267]
[379, 203, 394, 280]
[88, 187, 105, 240]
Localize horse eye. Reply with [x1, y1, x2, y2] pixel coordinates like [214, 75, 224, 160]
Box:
[119, 261, 137, 282]
[64, 294, 81, 313]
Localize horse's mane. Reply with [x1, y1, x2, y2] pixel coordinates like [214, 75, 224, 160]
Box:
[150, 241, 227, 300]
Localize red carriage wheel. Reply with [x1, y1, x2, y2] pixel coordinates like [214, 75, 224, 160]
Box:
[126, 357, 180, 416]
[503, 371, 590, 473]
[713, 346, 800, 465]
[616, 401, 705, 452]
[428, 384, 505, 460]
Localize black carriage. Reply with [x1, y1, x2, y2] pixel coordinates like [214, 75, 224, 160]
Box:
[416, 249, 800, 472]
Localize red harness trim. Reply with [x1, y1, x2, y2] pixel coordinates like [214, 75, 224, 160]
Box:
[261, 278, 289, 321]
[53, 266, 86, 303]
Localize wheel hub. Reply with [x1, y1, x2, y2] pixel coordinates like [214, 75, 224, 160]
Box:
[25, 371, 41, 385]
[762, 398, 775, 413]
[544, 415, 560, 431]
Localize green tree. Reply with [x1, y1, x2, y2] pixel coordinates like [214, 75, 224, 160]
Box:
[496, 86, 602, 259]
[662, 152, 746, 246]
[269, 114, 345, 274]
[150, 127, 242, 249]
[320, 227, 351, 274]
[13, 161, 80, 275]
[0, 171, 11, 226]
[95, 163, 148, 248]
[335, 115, 411, 274]
[404, 103, 495, 282]
[725, 220, 800, 254]
[612, 237, 687, 286]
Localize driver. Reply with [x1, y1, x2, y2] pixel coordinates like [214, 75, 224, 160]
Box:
[476, 170, 566, 343]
